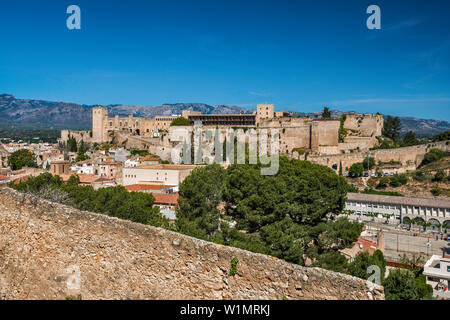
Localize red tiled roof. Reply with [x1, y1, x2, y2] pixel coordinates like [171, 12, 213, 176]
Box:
[152, 193, 179, 205]
[355, 237, 378, 254]
[125, 184, 175, 192]
[0, 175, 9, 180]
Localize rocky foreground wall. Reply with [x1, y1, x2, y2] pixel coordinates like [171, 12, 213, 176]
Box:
[0, 188, 384, 300]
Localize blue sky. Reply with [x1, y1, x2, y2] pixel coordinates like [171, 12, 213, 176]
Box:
[0, 0, 449, 120]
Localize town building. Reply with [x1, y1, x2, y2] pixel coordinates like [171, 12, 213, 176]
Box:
[340, 237, 379, 262]
[423, 255, 450, 299]
[71, 159, 95, 175]
[122, 164, 196, 186]
[345, 193, 450, 230]
[49, 160, 70, 176]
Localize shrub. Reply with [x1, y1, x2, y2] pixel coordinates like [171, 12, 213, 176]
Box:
[433, 170, 446, 182]
[229, 257, 239, 276]
[389, 176, 401, 187]
[377, 177, 390, 189]
[431, 185, 442, 196]
[413, 171, 426, 182]
[397, 173, 408, 185]
[362, 188, 403, 197]
[422, 149, 446, 165]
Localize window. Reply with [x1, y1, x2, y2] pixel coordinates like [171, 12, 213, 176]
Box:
[447, 266, 450, 272]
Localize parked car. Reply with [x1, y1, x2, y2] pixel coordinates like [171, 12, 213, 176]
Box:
[370, 173, 376, 177]
[377, 173, 383, 177]
[384, 173, 389, 176]
[389, 172, 394, 176]
[363, 173, 369, 177]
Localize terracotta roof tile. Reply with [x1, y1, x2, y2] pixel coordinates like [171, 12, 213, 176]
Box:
[152, 193, 179, 205]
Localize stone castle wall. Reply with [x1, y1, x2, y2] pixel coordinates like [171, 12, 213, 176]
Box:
[63, 107, 383, 156]
[307, 141, 450, 173]
[343, 114, 383, 137]
[0, 188, 383, 300]
[60, 130, 93, 145]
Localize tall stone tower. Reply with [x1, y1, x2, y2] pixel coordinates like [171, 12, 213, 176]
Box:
[92, 107, 108, 143]
[256, 104, 274, 123]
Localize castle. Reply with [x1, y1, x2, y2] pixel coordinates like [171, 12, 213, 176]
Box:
[61, 104, 383, 157]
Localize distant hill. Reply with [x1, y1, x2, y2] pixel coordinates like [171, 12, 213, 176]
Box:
[1, 94, 449, 135]
[293, 110, 450, 136]
[0, 94, 247, 130]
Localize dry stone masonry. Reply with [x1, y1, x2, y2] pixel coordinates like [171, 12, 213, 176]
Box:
[0, 188, 384, 300]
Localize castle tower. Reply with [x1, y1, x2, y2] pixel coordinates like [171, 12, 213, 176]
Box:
[256, 104, 274, 123]
[92, 107, 108, 143]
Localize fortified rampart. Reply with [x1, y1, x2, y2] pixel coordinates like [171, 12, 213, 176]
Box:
[307, 141, 450, 173]
[0, 188, 383, 300]
[343, 114, 383, 138]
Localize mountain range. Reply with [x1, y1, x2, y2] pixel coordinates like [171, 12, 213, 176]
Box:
[1, 94, 449, 135]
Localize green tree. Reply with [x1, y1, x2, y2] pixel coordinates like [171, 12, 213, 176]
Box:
[414, 274, 433, 300]
[338, 114, 347, 142]
[362, 157, 375, 171]
[314, 250, 348, 273]
[432, 131, 450, 142]
[224, 157, 349, 229]
[348, 250, 386, 281]
[8, 149, 38, 170]
[383, 116, 402, 142]
[318, 217, 363, 250]
[67, 174, 80, 186]
[170, 117, 192, 126]
[389, 176, 401, 187]
[402, 131, 419, 146]
[67, 134, 78, 152]
[75, 140, 89, 162]
[260, 218, 306, 264]
[176, 164, 226, 238]
[321, 107, 331, 119]
[349, 163, 364, 177]
[383, 269, 420, 300]
[377, 177, 389, 189]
